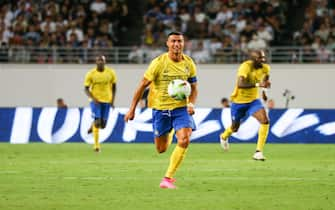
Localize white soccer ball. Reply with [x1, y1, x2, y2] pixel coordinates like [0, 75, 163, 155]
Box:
[167, 79, 191, 100]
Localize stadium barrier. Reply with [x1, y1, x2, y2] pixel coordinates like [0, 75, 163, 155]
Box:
[1, 107, 334, 144]
[0, 46, 334, 64]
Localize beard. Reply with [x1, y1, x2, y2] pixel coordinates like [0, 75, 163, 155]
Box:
[254, 62, 263, 69]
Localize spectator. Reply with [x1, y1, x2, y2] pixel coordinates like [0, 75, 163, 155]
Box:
[221, 97, 230, 108]
[205, 0, 222, 21]
[191, 40, 211, 63]
[215, 5, 233, 25]
[248, 34, 267, 50]
[66, 21, 84, 42]
[90, 0, 107, 14]
[57, 98, 68, 108]
[267, 99, 275, 109]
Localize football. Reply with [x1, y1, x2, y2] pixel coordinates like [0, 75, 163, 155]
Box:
[167, 79, 191, 100]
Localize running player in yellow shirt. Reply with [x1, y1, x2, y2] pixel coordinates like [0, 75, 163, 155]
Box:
[124, 31, 198, 189]
[220, 50, 271, 161]
[84, 55, 117, 152]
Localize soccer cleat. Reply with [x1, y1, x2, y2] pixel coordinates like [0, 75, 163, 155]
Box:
[94, 148, 101, 153]
[159, 177, 176, 189]
[253, 151, 266, 161]
[220, 134, 229, 151]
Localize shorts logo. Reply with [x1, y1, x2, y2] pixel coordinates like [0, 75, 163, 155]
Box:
[154, 130, 159, 135]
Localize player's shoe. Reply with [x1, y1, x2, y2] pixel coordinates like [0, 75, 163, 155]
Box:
[253, 151, 266, 161]
[220, 134, 229, 151]
[94, 147, 101, 153]
[159, 177, 176, 189]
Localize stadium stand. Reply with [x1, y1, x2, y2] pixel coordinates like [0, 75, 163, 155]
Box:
[0, 0, 334, 63]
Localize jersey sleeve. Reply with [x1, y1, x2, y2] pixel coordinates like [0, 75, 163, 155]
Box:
[263, 64, 270, 75]
[110, 68, 117, 84]
[84, 71, 92, 87]
[144, 57, 161, 81]
[237, 62, 249, 78]
[189, 58, 197, 80]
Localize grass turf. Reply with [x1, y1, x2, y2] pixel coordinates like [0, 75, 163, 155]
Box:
[0, 143, 334, 210]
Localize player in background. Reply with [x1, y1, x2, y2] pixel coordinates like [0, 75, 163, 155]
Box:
[220, 50, 271, 161]
[84, 55, 117, 152]
[124, 31, 198, 189]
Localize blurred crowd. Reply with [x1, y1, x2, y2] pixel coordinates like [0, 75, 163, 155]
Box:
[130, 0, 335, 63]
[0, 0, 335, 63]
[130, 0, 288, 63]
[0, 0, 129, 62]
[293, 0, 335, 63]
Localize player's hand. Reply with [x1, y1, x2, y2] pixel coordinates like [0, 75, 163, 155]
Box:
[187, 103, 195, 115]
[92, 97, 99, 104]
[260, 81, 271, 88]
[124, 110, 135, 122]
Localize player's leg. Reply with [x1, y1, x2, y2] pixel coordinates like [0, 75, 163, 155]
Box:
[164, 127, 191, 179]
[90, 102, 102, 152]
[167, 129, 175, 146]
[93, 119, 102, 152]
[160, 107, 195, 189]
[220, 103, 245, 151]
[152, 110, 173, 153]
[250, 100, 270, 160]
[87, 124, 93, 134]
[93, 103, 111, 152]
[154, 134, 170, 153]
[100, 103, 110, 130]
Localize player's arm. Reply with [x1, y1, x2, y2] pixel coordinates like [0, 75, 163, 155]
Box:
[237, 76, 257, 88]
[262, 89, 268, 101]
[187, 80, 197, 115]
[237, 75, 271, 89]
[261, 74, 271, 88]
[84, 86, 99, 103]
[124, 78, 151, 122]
[111, 83, 116, 107]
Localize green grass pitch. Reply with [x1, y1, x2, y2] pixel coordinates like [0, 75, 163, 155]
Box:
[1, 143, 334, 210]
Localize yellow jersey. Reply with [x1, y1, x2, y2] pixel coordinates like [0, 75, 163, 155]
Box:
[84, 66, 117, 103]
[144, 53, 197, 110]
[231, 60, 270, 104]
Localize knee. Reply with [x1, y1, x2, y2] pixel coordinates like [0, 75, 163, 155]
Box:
[177, 136, 190, 148]
[260, 117, 270, 124]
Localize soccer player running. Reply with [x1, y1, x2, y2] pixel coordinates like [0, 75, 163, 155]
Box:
[220, 50, 271, 161]
[124, 31, 198, 189]
[84, 55, 117, 152]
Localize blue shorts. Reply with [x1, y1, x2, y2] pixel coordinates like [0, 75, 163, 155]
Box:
[231, 99, 264, 123]
[152, 107, 196, 137]
[90, 102, 110, 120]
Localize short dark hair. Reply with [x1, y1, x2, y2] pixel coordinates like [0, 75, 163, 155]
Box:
[221, 97, 229, 103]
[167, 31, 183, 37]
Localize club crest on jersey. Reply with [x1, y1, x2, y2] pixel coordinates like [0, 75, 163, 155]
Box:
[184, 66, 190, 74]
